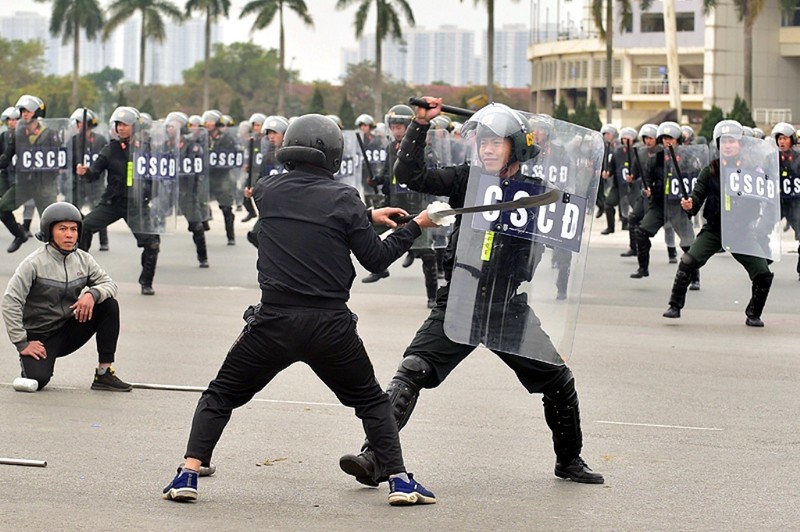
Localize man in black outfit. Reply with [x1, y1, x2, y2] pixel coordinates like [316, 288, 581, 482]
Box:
[339, 97, 604, 487]
[163, 114, 438, 506]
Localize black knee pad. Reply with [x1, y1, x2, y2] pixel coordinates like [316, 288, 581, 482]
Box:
[386, 355, 435, 430]
[542, 367, 576, 404]
[678, 252, 697, 273]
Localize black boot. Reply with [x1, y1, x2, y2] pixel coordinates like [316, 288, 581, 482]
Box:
[600, 208, 615, 234]
[556, 264, 570, 300]
[21, 219, 32, 238]
[1, 211, 28, 253]
[193, 229, 209, 268]
[667, 246, 677, 264]
[99, 228, 109, 251]
[242, 197, 257, 222]
[139, 244, 159, 295]
[630, 229, 651, 278]
[222, 207, 235, 245]
[745, 272, 774, 327]
[621, 216, 628, 231]
[620, 226, 637, 257]
[421, 253, 438, 308]
[544, 377, 603, 484]
[797, 244, 800, 281]
[663, 260, 694, 318]
[402, 252, 415, 268]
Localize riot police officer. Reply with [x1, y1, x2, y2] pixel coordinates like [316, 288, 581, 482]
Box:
[663, 120, 775, 326]
[603, 127, 638, 235]
[340, 97, 604, 487]
[76, 106, 162, 296]
[203, 109, 237, 245]
[772, 122, 800, 279]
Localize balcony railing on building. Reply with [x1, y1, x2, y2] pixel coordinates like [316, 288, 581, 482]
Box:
[613, 78, 704, 96]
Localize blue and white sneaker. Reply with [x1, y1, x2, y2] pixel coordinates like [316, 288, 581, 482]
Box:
[387, 474, 436, 506]
[162, 468, 198, 502]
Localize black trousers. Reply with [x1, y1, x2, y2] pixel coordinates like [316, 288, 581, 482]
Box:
[185, 303, 406, 476]
[20, 298, 120, 390]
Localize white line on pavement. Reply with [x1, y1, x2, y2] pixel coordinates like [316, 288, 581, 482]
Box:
[597, 420, 723, 431]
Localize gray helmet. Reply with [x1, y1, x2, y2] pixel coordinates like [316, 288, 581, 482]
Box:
[656, 121, 682, 143]
[165, 111, 189, 128]
[249, 113, 267, 128]
[325, 114, 343, 129]
[188, 114, 203, 127]
[355, 113, 375, 127]
[639, 123, 658, 140]
[680, 125, 695, 143]
[264, 115, 289, 134]
[1, 106, 20, 122]
[712, 119, 743, 149]
[384, 104, 414, 127]
[276, 114, 343, 173]
[36, 202, 82, 245]
[70, 108, 98, 128]
[771, 122, 795, 145]
[619, 127, 638, 141]
[139, 112, 153, 130]
[742, 126, 754, 137]
[202, 109, 224, 127]
[462, 103, 539, 164]
[16, 94, 46, 118]
[221, 114, 235, 127]
[528, 114, 554, 138]
[110, 106, 140, 126]
[752, 127, 764, 140]
[600, 124, 617, 136]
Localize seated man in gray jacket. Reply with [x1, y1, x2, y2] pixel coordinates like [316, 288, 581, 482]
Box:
[2, 202, 131, 392]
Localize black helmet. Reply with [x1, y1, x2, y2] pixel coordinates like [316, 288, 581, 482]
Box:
[36, 202, 82, 245]
[461, 103, 539, 165]
[384, 104, 414, 127]
[276, 114, 343, 173]
[70, 107, 99, 128]
[16, 94, 46, 118]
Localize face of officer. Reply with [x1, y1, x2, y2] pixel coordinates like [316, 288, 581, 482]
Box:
[5, 118, 17, 129]
[252, 122, 262, 135]
[390, 123, 407, 142]
[643, 136, 656, 148]
[20, 109, 34, 123]
[479, 135, 513, 175]
[777, 135, 793, 151]
[51, 221, 79, 252]
[719, 136, 740, 158]
[661, 136, 678, 148]
[359, 123, 371, 135]
[266, 129, 283, 148]
[116, 122, 132, 140]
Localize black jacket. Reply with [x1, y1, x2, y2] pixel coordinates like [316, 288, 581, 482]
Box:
[84, 139, 131, 203]
[254, 163, 421, 304]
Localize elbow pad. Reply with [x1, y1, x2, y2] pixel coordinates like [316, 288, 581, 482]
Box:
[396, 121, 430, 167]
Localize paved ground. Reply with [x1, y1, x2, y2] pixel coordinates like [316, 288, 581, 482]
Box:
[0, 211, 798, 531]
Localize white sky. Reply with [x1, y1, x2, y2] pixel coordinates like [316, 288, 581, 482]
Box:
[1, 0, 584, 83]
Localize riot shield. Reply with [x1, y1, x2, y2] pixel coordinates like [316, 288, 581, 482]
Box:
[721, 136, 781, 261]
[427, 129, 454, 248]
[72, 123, 109, 214]
[664, 144, 708, 236]
[444, 115, 604, 363]
[334, 130, 363, 192]
[360, 132, 388, 208]
[14, 118, 71, 208]
[258, 136, 284, 178]
[128, 120, 179, 234]
[177, 128, 210, 224]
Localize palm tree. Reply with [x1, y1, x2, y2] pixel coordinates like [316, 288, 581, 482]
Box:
[336, 0, 415, 118]
[240, 0, 312, 116]
[703, 0, 792, 108]
[104, 0, 184, 105]
[35, 0, 104, 110]
[186, 0, 231, 111]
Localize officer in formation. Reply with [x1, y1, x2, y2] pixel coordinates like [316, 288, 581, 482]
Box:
[0, 106, 20, 247]
[76, 106, 162, 295]
[162, 114, 438, 505]
[602, 127, 638, 235]
[618, 124, 654, 257]
[662, 120, 775, 326]
[69, 107, 110, 251]
[597, 124, 617, 221]
[202, 110, 238, 246]
[339, 96, 604, 488]
[772, 122, 800, 280]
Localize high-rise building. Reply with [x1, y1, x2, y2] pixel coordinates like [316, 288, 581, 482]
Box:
[491, 25, 530, 88]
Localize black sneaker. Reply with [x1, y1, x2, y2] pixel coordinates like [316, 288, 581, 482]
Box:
[199, 260, 209, 268]
[600, 227, 614, 235]
[141, 285, 155, 296]
[7, 234, 28, 253]
[619, 249, 636, 257]
[662, 306, 681, 319]
[361, 270, 389, 283]
[554, 456, 604, 484]
[91, 367, 132, 392]
[227, 238, 236, 246]
[339, 452, 380, 487]
[630, 268, 649, 279]
[745, 316, 764, 327]
[689, 281, 700, 291]
[402, 253, 415, 268]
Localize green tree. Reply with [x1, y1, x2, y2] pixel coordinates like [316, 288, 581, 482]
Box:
[338, 92, 355, 128]
[699, 104, 725, 140]
[584, 100, 602, 131]
[240, 0, 313, 116]
[229, 96, 245, 122]
[0, 38, 45, 105]
[116, 88, 128, 107]
[140, 96, 157, 117]
[335, 0, 414, 118]
[19, 75, 100, 117]
[104, 0, 184, 104]
[553, 96, 569, 121]
[309, 86, 325, 114]
[727, 94, 756, 127]
[35, 0, 104, 109]
[185, 0, 231, 111]
[85, 66, 125, 117]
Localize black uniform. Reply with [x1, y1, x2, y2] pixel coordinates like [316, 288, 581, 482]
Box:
[174, 134, 209, 265]
[78, 138, 161, 291]
[182, 162, 423, 479]
[207, 128, 236, 243]
[70, 128, 109, 248]
[344, 120, 601, 485]
[778, 147, 800, 277]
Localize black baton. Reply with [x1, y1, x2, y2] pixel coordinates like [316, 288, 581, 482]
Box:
[408, 97, 474, 118]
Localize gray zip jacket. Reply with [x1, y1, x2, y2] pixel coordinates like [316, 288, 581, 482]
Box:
[2, 244, 118, 352]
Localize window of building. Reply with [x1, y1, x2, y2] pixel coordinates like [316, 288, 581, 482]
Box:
[640, 12, 695, 32]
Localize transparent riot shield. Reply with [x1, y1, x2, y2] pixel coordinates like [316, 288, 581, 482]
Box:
[72, 123, 109, 214]
[444, 114, 604, 363]
[177, 128, 210, 224]
[14, 118, 71, 209]
[258, 136, 284, 178]
[128, 120, 179, 234]
[721, 136, 781, 261]
[665, 144, 708, 237]
[360, 132, 388, 209]
[335, 130, 363, 192]
[449, 133, 473, 166]
[427, 129, 454, 248]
